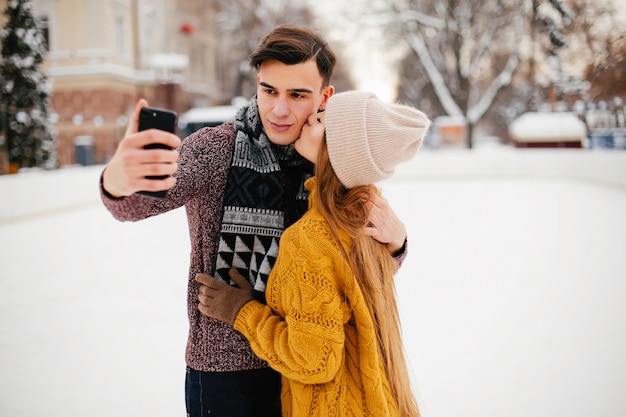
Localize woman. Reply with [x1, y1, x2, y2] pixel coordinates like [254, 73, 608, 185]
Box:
[196, 91, 430, 417]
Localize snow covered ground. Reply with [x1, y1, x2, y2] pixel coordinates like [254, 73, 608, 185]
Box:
[1, 148, 625, 417]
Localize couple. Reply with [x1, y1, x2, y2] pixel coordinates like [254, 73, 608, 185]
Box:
[101, 25, 430, 417]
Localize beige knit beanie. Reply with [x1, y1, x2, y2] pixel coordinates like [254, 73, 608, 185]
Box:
[325, 91, 431, 188]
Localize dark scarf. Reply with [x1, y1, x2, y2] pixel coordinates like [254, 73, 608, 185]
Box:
[214, 97, 313, 299]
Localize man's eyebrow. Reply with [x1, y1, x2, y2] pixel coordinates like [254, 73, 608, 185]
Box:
[259, 81, 314, 94]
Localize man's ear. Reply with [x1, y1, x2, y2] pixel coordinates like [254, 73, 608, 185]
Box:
[319, 85, 335, 111]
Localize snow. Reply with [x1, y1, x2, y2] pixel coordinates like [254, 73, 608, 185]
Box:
[509, 112, 587, 142]
[1, 149, 626, 417]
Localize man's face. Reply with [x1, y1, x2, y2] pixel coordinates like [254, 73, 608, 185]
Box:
[256, 59, 334, 146]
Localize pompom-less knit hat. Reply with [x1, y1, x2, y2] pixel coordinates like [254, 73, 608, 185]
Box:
[324, 91, 430, 188]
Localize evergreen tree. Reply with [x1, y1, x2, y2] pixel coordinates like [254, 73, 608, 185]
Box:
[0, 0, 55, 171]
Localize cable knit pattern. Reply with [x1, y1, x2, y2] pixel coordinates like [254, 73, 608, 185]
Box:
[100, 122, 270, 372]
[234, 178, 400, 417]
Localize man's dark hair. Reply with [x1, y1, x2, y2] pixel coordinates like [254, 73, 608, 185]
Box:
[249, 25, 336, 87]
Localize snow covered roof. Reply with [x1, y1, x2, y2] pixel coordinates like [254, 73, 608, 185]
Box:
[509, 112, 587, 142]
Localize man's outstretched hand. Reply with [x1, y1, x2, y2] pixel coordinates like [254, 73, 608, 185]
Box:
[102, 99, 181, 198]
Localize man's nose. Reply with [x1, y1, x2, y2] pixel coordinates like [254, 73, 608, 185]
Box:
[273, 96, 289, 117]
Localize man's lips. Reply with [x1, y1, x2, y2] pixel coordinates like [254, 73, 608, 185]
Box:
[269, 121, 292, 132]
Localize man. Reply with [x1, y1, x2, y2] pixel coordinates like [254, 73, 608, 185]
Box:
[100, 25, 408, 417]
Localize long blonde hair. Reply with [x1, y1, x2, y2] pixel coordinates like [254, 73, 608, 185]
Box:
[314, 142, 419, 417]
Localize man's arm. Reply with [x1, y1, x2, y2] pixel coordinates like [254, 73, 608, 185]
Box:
[102, 99, 181, 198]
[364, 192, 407, 257]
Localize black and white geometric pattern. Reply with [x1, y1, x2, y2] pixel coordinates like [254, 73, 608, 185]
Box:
[214, 98, 312, 298]
[214, 206, 283, 292]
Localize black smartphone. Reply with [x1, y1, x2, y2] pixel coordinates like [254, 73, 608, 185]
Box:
[137, 107, 178, 199]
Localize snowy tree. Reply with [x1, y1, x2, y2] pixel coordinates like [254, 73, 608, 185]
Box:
[0, 0, 55, 172]
[558, 1, 620, 100]
[528, 0, 575, 110]
[365, 0, 525, 148]
[584, 34, 626, 100]
[321, 0, 620, 146]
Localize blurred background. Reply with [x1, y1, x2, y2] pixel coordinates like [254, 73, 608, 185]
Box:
[1, 1, 626, 416]
[0, 0, 625, 172]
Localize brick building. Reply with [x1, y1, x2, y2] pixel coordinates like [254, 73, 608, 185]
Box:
[2, 0, 225, 169]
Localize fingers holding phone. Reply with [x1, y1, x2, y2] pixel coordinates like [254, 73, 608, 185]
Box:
[124, 98, 148, 137]
[102, 101, 181, 198]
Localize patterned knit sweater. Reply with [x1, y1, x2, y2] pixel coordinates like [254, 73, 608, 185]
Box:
[100, 122, 270, 372]
[234, 178, 400, 417]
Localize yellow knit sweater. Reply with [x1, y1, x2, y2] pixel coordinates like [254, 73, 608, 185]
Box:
[234, 178, 399, 417]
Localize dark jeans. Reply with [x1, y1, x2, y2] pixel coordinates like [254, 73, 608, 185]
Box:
[185, 366, 281, 417]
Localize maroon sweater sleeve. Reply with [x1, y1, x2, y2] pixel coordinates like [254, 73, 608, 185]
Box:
[99, 123, 232, 222]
